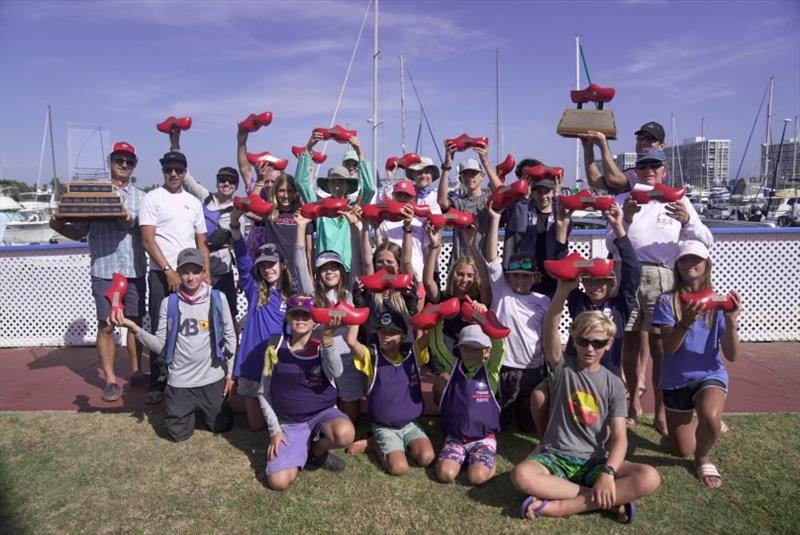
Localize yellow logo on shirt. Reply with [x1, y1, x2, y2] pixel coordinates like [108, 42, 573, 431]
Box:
[198, 320, 209, 331]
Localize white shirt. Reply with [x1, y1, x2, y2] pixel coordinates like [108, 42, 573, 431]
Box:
[139, 186, 205, 270]
[488, 258, 550, 369]
[378, 219, 431, 280]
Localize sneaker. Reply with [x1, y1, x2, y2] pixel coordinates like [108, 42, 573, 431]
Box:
[145, 390, 163, 404]
[101, 383, 122, 402]
[307, 451, 346, 473]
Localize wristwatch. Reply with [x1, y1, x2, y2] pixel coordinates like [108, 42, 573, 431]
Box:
[601, 464, 617, 477]
[163, 265, 173, 273]
[441, 164, 452, 171]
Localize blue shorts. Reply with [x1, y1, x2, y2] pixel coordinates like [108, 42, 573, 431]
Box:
[372, 421, 429, 457]
[663, 379, 727, 412]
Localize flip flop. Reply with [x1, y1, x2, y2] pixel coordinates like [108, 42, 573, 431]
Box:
[696, 462, 722, 489]
[623, 501, 636, 523]
[520, 496, 550, 520]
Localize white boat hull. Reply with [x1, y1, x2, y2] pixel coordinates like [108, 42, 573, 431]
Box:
[2, 220, 74, 245]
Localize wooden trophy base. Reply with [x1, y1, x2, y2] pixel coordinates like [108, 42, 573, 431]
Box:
[55, 180, 126, 221]
[557, 109, 617, 140]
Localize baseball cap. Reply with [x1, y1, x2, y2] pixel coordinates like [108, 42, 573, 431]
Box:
[111, 141, 136, 157]
[254, 243, 282, 264]
[531, 178, 556, 190]
[159, 151, 188, 168]
[636, 148, 667, 164]
[392, 179, 417, 197]
[315, 250, 344, 269]
[677, 240, 710, 260]
[342, 150, 359, 164]
[457, 325, 491, 349]
[176, 248, 205, 269]
[408, 156, 436, 172]
[458, 158, 482, 174]
[377, 309, 407, 333]
[635, 122, 666, 143]
[216, 167, 239, 184]
[505, 252, 539, 274]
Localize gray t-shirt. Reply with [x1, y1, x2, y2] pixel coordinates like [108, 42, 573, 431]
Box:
[539, 354, 627, 459]
[448, 189, 491, 267]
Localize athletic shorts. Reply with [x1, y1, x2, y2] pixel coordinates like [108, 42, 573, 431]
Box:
[265, 406, 348, 476]
[663, 379, 727, 412]
[236, 377, 260, 398]
[372, 421, 429, 457]
[91, 276, 146, 321]
[527, 450, 606, 487]
[438, 435, 497, 469]
[625, 264, 674, 333]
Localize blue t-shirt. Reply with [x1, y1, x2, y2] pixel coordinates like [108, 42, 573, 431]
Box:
[651, 293, 729, 390]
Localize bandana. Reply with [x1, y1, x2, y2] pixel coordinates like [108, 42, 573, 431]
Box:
[416, 185, 434, 200]
[179, 282, 210, 305]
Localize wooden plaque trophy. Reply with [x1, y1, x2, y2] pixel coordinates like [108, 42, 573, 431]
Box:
[556, 83, 617, 140]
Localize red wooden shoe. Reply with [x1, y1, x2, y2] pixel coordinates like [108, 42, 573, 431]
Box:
[427, 210, 474, 230]
[246, 151, 289, 171]
[156, 115, 192, 134]
[408, 297, 461, 331]
[311, 301, 370, 326]
[488, 180, 530, 211]
[358, 270, 414, 292]
[570, 83, 616, 109]
[385, 152, 422, 171]
[522, 164, 564, 183]
[630, 183, 686, 204]
[460, 298, 511, 339]
[291, 145, 327, 163]
[544, 252, 615, 280]
[679, 289, 735, 312]
[238, 111, 273, 132]
[445, 133, 489, 152]
[361, 199, 429, 225]
[495, 154, 516, 182]
[558, 189, 615, 211]
[104, 272, 128, 317]
[299, 198, 349, 220]
[233, 194, 274, 218]
[313, 124, 357, 143]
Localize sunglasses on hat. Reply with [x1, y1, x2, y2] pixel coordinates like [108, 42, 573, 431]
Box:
[508, 258, 534, 271]
[575, 337, 610, 350]
[287, 295, 315, 311]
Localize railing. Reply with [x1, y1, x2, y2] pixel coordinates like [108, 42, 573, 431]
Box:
[1, 228, 799, 347]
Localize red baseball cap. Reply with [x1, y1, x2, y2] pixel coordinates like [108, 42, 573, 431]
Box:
[111, 141, 136, 156]
[392, 179, 417, 197]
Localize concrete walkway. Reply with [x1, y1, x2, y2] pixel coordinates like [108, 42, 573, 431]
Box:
[1, 343, 798, 414]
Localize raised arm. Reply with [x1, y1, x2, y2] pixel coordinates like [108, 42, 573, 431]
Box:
[350, 135, 375, 205]
[294, 131, 322, 203]
[400, 204, 415, 275]
[579, 131, 629, 191]
[473, 140, 502, 191]
[422, 223, 442, 303]
[464, 223, 492, 306]
[484, 201, 503, 263]
[342, 205, 364, 278]
[236, 129, 254, 192]
[543, 278, 578, 369]
[437, 141, 455, 211]
[606, 203, 640, 313]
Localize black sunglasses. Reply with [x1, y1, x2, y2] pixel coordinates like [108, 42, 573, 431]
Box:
[217, 176, 237, 185]
[575, 337, 610, 350]
[162, 166, 186, 175]
[112, 157, 136, 167]
[635, 162, 664, 171]
[637, 134, 658, 144]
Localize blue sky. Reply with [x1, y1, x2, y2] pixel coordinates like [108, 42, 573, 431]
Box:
[1, 0, 798, 189]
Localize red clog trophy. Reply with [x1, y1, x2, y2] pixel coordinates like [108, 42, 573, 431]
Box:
[291, 145, 327, 164]
[105, 272, 128, 317]
[408, 297, 461, 331]
[445, 133, 489, 152]
[233, 194, 275, 218]
[313, 125, 357, 143]
[385, 153, 422, 171]
[679, 289, 736, 312]
[556, 83, 617, 140]
[522, 164, 565, 183]
[460, 297, 511, 339]
[156, 115, 192, 134]
[299, 198, 349, 220]
[246, 151, 289, 171]
[238, 111, 273, 133]
[558, 189, 615, 211]
[311, 302, 370, 325]
[495, 154, 516, 182]
[544, 252, 615, 280]
[361, 200, 431, 225]
[630, 183, 686, 204]
[358, 270, 414, 293]
[427, 210, 475, 230]
[488, 180, 530, 211]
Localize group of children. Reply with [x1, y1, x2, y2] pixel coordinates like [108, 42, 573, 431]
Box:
[112, 128, 742, 523]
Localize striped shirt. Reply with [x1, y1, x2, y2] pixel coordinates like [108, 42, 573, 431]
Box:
[75, 182, 147, 279]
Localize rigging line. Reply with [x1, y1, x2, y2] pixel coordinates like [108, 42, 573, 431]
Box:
[733, 79, 770, 181]
[414, 116, 423, 154]
[579, 43, 592, 85]
[405, 65, 444, 164]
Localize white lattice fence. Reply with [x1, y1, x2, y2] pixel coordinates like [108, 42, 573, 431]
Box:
[1, 229, 799, 347]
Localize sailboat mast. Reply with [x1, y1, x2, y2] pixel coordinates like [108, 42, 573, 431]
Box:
[400, 55, 406, 153]
[371, 0, 379, 184]
[764, 76, 774, 179]
[495, 48, 500, 162]
[36, 108, 49, 191]
[574, 35, 580, 188]
[47, 105, 57, 187]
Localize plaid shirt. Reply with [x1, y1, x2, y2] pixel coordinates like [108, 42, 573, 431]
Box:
[75, 182, 147, 279]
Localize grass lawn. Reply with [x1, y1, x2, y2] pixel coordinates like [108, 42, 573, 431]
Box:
[1, 411, 798, 534]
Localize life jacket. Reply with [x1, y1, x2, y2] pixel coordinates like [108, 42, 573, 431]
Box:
[203, 195, 234, 251]
[164, 289, 229, 365]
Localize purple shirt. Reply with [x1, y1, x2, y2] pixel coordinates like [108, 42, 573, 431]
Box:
[440, 360, 501, 440]
[269, 338, 337, 423]
[367, 343, 424, 428]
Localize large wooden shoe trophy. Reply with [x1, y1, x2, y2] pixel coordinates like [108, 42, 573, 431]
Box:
[556, 83, 617, 140]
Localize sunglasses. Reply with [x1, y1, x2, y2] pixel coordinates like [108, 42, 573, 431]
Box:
[635, 162, 664, 171]
[112, 158, 136, 167]
[287, 295, 315, 311]
[637, 134, 658, 144]
[162, 166, 186, 175]
[575, 337, 610, 350]
[217, 176, 237, 185]
[507, 259, 534, 271]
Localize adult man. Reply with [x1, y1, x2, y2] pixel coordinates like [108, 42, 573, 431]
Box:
[49, 141, 147, 402]
[139, 150, 210, 403]
[606, 148, 712, 434]
[581, 122, 667, 192]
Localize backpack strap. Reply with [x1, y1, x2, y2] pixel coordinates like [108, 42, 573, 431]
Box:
[209, 289, 228, 364]
[164, 293, 181, 365]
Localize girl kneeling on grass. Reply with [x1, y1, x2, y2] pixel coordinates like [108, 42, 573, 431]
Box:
[258, 295, 355, 491]
[511, 303, 661, 523]
[651, 240, 741, 489]
[346, 309, 435, 476]
[113, 248, 237, 442]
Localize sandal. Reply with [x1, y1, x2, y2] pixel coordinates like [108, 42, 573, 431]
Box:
[695, 462, 722, 489]
[520, 496, 550, 520]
